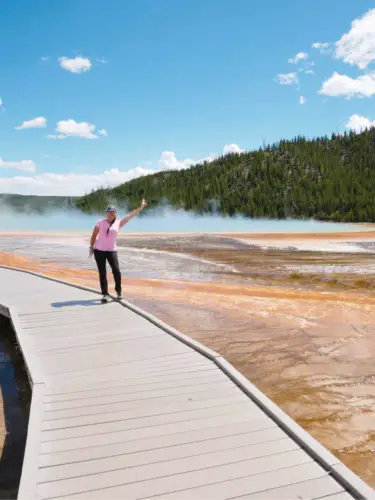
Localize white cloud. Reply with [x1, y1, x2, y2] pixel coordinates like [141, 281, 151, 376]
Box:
[0, 143, 244, 195]
[288, 52, 308, 64]
[313, 10, 375, 68]
[299, 63, 315, 73]
[48, 119, 101, 139]
[299, 96, 307, 104]
[312, 42, 328, 49]
[0, 98, 3, 107]
[158, 144, 243, 171]
[59, 56, 92, 74]
[41, 56, 49, 61]
[157, 152, 196, 171]
[0, 157, 36, 172]
[319, 71, 375, 98]
[223, 143, 244, 154]
[276, 72, 298, 85]
[335, 9, 375, 69]
[15, 116, 47, 130]
[0, 167, 155, 196]
[98, 129, 108, 137]
[345, 114, 375, 133]
[312, 42, 331, 52]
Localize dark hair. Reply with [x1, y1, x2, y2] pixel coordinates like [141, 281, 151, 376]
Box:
[107, 217, 116, 235]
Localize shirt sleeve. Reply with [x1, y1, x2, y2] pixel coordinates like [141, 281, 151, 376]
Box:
[95, 219, 101, 229]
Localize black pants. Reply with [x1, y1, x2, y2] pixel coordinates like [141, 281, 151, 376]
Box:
[94, 250, 122, 295]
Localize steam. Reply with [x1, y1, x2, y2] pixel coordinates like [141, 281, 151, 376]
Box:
[0, 193, 371, 233]
[0, 197, 370, 234]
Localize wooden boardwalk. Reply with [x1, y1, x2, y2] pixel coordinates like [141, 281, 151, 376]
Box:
[0, 266, 373, 500]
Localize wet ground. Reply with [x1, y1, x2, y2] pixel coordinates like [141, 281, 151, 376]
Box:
[1, 231, 375, 487]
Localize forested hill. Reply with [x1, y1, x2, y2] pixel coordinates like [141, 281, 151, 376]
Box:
[77, 129, 375, 222]
[0, 194, 75, 213]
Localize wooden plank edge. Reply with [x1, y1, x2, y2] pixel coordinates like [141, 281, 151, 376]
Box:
[114, 298, 221, 360]
[7, 305, 44, 385]
[0, 303, 10, 318]
[17, 382, 45, 500]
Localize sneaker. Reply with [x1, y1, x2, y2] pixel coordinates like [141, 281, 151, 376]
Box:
[101, 294, 109, 304]
[117, 292, 123, 300]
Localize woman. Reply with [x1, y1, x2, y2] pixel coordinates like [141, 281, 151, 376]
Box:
[89, 199, 147, 303]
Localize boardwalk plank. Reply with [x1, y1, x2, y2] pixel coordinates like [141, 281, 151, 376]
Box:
[318, 493, 356, 500]
[142, 462, 330, 500]
[39, 428, 288, 481]
[231, 475, 344, 499]
[42, 393, 246, 430]
[42, 388, 235, 421]
[39, 342, 191, 375]
[39, 418, 278, 467]
[42, 384, 243, 413]
[41, 401, 259, 441]
[43, 372, 229, 403]
[43, 366, 222, 396]
[34, 335, 165, 357]
[32, 330, 163, 353]
[40, 414, 276, 454]
[49, 449, 312, 499]
[44, 359, 215, 385]
[38, 446, 305, 498]
[36, 335, 186, 359]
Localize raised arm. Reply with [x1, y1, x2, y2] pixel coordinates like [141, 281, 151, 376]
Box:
[120, 199, 148, 228]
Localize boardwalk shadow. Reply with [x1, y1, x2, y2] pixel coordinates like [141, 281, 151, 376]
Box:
[0, 315, 31, 499]
[51, 299, 103, 308]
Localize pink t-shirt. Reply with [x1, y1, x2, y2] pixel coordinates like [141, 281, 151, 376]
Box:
[94, 218, 121, 251]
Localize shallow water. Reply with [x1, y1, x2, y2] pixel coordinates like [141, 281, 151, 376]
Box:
[0, 208, 371, 233]
[0, 234, 241, 282]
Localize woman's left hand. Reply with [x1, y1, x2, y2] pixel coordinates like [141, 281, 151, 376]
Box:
[140, 199, 148, 209]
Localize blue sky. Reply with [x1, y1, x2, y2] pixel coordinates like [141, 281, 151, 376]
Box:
[1, 0, 374, 195]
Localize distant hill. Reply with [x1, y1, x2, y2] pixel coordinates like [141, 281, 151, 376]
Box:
[5, 129, 375, 222]
[76, 129, 375, 222]
[0, 194, 76, 214]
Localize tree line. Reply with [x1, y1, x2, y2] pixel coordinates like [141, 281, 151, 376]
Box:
[76, 129, 375, 222]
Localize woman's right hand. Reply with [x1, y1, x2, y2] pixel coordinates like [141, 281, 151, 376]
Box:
[89, 246, 94, 258]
